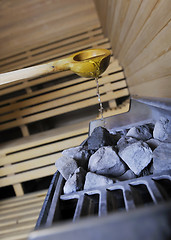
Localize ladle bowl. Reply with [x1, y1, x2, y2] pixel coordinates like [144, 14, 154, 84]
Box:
[0, 48, 111, 86]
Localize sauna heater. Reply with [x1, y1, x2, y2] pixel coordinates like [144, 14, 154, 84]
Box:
[29, 96, 171, 240]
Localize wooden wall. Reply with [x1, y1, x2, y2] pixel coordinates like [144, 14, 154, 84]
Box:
[94, 0, 171, 98]
[0, 0, 99, 59]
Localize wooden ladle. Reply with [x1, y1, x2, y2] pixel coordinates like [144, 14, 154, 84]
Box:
[0, 48, 111, 86]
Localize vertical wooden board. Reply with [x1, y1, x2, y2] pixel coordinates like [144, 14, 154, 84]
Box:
[111, 0, 130, 54]
[125, 21, 171, 77]
[126, 50, 171, 87]
[114, 0, 142, 56]
[105, 0, 116, 37]
[129, 76, 171, 98]
[118, 0, 158, 63]
[122, 0, 171, 67]
[111, 0, 130, 53]
[110, 0, 123, 52]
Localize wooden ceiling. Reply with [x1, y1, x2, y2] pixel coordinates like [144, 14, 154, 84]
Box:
[0, 0, 99, 59]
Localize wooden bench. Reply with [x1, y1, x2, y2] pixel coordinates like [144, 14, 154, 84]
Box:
[0, 189, 47, 240]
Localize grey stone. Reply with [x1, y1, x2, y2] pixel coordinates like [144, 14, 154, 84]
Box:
[62, 146, 90, 169]
[126, 125, 152, 141]
[86, 127, 114, 150]
[153, 117, 170, 141]
[153, 143, 171, 173]
[117, 137, 138, 152]
[146, 138, 161, 150]
[118, 170, 137, 181]
[63, 167, 86, 194]
[84, 172, 113, 190]
[88, 146, 126, 177]
[118, 141, 152, 175]
[55, 155, 78, 180]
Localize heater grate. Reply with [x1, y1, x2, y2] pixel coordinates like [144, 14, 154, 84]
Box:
[36, 170, 171, 228]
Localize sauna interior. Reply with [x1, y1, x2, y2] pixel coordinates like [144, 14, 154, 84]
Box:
[0, 0, 170, 239]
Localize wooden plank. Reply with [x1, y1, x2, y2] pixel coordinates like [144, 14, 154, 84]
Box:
[129, 75, 171, 98]
[111, 0, 130, 53]
[0, 83, 128, 131]
[0, 65, 123, 115]
[0, 165, 56, 187]
[0, 22, 101, 61]
[104, 0, 116, 37]
[110, 0, 123, 52]
[0, 30, 104, 73]
[0, 120, 89, 154]
[0, 27, 103, 67]
[0, 189, 46, 206]
[0, 219, 36, 235]
[0, 135, 86, 171]
[114, 0, 142, 56]
[122, 0, 171, 67]
[126, 50, 171, 87]
[0, 36, 109, 73]
[0, 195, 45, 212]
[0, 0, 99, 59]
[125, 20, 171, 77]
[118, 0, 158, 62]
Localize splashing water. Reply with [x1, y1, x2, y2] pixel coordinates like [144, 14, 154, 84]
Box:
[95, 77, 105, 125]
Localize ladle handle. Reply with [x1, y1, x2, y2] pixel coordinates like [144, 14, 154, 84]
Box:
[0, 58, 70, 86]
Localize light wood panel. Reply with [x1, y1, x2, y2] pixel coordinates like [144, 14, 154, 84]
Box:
[94, 0, 171, 98]
[0, 190, 47, 240]
[0, 0, 99, 59]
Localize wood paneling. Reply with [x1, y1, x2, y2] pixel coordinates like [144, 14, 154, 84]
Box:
[94, 0, 171, 98]
[0, 0, 99, 59]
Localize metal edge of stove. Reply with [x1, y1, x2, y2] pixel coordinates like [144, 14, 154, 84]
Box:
[89, 96, 171, 135]
[30, 170, 171, 240]
[30, 202, 171, 240]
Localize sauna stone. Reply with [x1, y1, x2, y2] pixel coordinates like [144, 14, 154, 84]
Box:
[86, 126, 115, 150]
[117, 136, 138, 152]
[63, 167, 86, 194]
[118, 169, 137, 181]
[62, 146, 90, 169]
[84, 172, 113, 190]
[88, 146, 126, 177]
[126, 125, 152, 141]
[153, 117, 170, 141]
[55, 155, 78, 180]
[153, 143, 171, 173]
[146, 138, 161, 150]
[118, 141, 152, 175]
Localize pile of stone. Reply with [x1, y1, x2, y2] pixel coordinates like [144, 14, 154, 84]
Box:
[55, 117, 171, 194]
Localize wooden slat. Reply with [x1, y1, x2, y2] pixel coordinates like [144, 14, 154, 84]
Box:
[114, 0, 142, 56]
[110, 0, 130, 53]
[125, 20, 171, 77]
[0, 0, 99, 59]
[0, 72, 125, 122]
[0, 87, 128, 131]
[126, 50, 171, 87]
[122, 0, 171, 67]
[0, 60, 122, 113]
[117, 0, 159, 63]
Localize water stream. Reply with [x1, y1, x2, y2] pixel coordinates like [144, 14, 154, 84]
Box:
[95, 77, 105, 126]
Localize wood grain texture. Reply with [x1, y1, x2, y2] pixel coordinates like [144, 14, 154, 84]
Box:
[0, 0, 99, 59]
[94, 0, 171, 98]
